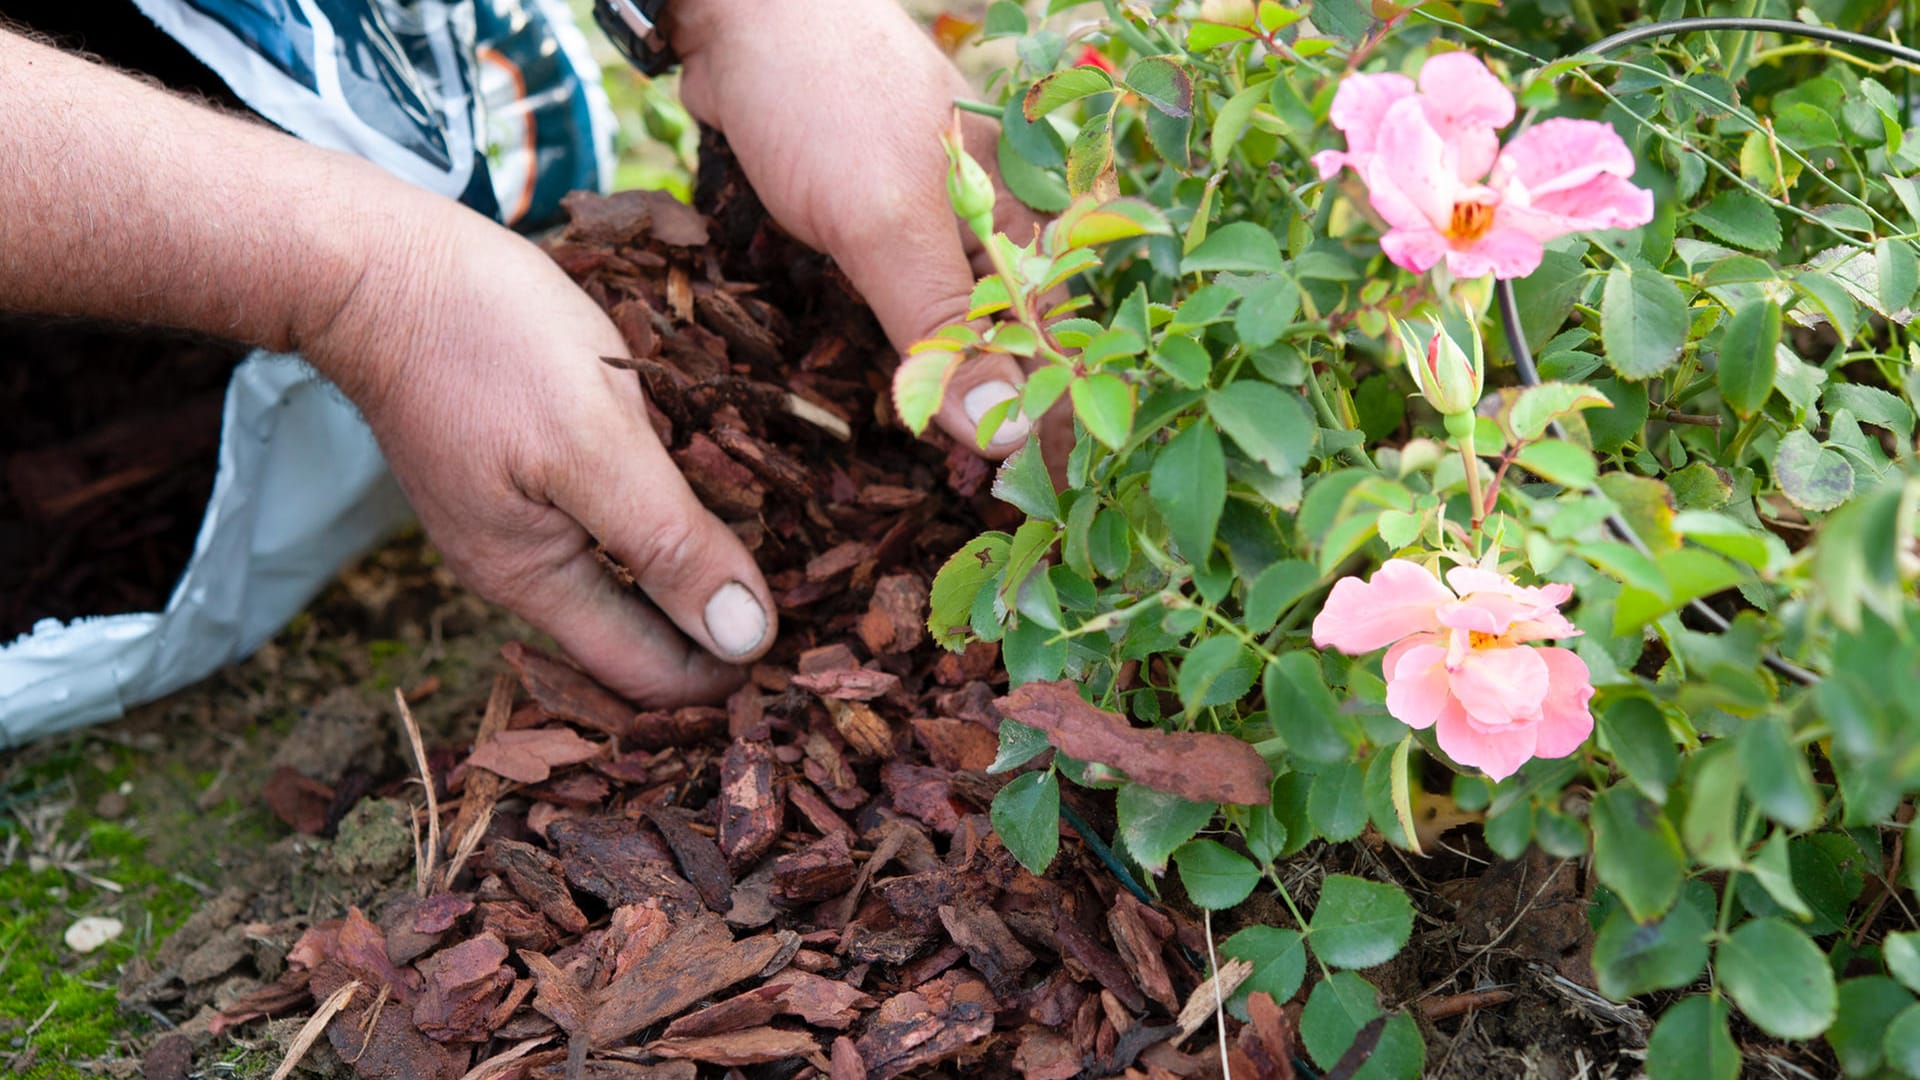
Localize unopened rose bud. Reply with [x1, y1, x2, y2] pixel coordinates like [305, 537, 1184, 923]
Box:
[941, 116, 996, 241]
[1390, 316, 1483, 425]
[1200, 0, 1257, 27]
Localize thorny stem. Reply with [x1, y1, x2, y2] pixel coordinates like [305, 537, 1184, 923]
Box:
[1263, 866, 1336, 980]
[1305, 352, 1378, 471]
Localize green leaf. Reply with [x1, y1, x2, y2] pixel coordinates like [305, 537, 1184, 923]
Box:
[1223, 927, 1307, 1012]
[1266, 653, 1354, 765]
[1233, 273, 1301, 349]
[1774, 429, 1855, 512]
[1736, 717, 1820, 831]
[1591, 897, 1710, 999]
[1144, 107, 1193, 170]
[991, 439, 1059, 522]
[1692, 189, 1782, 252]
[1680, 742, 1745, 868]
[1825, 382, 1915, 444]
[1023, 67, 1115, 120]
[988, 719, 1050, 774]
[892, 349, 961, 435]
[1172, 838, 1260, 909]
[1600, 697, 1679, 803]
[1070, 373, 1134, 450]
[1602, 262, 1690, 380]
[1308, 759, 1369, 843]
[1718, 918, 1837, 1040]
[1613, 548, 1749, 634]
[1308, 874, 1414, 969]
[1890, 933, 1920, 996]
[1123, 57, 1193, 118]
[1150, 421, 1225, 564]
[1210, 80, 1268, 169]
[1151, 334, 1212, 389]
[1243, 558, 1316, 637]
[1831, 977, 1915, 1077]
[1208, 380, 1313, 474]
[1181, 221, 1286, 274]
[1299, 972, 1381, 1070]
[1716, 298, 1780, 419]
[983, 0, 1028, 36]
[1646, 996, 1740, 1080]
[1511, 382, 1613, 441]
[928, 532, 1011, 649]
[1515, 440, 1599, 489]
[1065, 113, 1115, 197]
[998, 134, 1071, 212]
[1590, 785, 1686, 921]
[1776, 102, 1841, 150]
[1003, 614, 1066, 685]
[991, 771, 1061, 875]
[1242, 799, 1289, 864]
[1674, 511, 1778, 571]
[1177, 636, 1261, 711]
[1887, 1003, 1920, 1077]
[1878, 238, 1919, 314]
[1057, 198, 1174, 248]
[1080, 327, 1146, 368]
[1116, 783, 1216, 876]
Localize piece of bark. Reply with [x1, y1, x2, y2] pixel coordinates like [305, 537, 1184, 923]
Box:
[830, 1036, 868, 1080]
[857, 574, 928, 655]
[309, 958, 464, 1080]
[467, 727, 604, 785]
[996, 680, 1272, 805]
[717, 740, 784, 872]
[933, 641, 1001, 687]
[1054, 907, 1147, 1015]
[263, 766, 334, 836]
[490, 840, 588, 935]
[380, 894, 473, 967]
[910, 719, 999, 773]
[587, 915, 788, 1046]
[648, 1026, 820, 1066]
[798, 642, 861, 673]
[1108, 893, 1178, 1013]
[142, 1033, 193, 1080]
[695, 289, 782, 368]
[857, 485, 926, 510]
[642, 805, 734, 914]
[628, 707, 728, 751]
[853, 969, 996, 1080]
[726, 863, 780, 930]
[804, 542, 872, 583]
[765, 969, 874, 1029]
[413, 935, 513, 1043]
[710, 426, 815, 496]
[660, 984, 786, 1039]
[792, 667, 901, 702]
[829, 699, 893, 759]
[502, 642, 634, 739]
[1011, 1026, 1081, 1080]
[521, 950, 595, 1038]
[786, 781, 858, 846]
[673, 433, 765, 517]
[882, 762, 966, 835]
[546, 818, 704, 918]
[773, 831, 856, 904]
[938, 903, 1035, 1000]
[726, 685, 768, 741]
[1238, 991, 1299, 1080]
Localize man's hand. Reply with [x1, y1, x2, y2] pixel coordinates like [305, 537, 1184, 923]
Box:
[0, 28, 773, 705]
[308, 216, 777, 705]
[673, 0, 1055, 457]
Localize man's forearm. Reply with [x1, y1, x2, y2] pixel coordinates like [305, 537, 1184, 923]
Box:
[0, 29, 467, 383]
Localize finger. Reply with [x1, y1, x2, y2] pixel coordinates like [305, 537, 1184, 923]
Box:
[937, 352, 1034, 459]
[495, 529, 746, 707]
[555, 423, 780, 667]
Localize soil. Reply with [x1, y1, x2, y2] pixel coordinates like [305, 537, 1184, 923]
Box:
[0, 140, 1779, 1080]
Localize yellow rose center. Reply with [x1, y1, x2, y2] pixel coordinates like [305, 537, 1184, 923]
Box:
[1449, 201, 1495, 242]
[1468, 630, 1514, 650]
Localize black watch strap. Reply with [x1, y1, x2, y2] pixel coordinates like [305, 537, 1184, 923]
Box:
[593, 0, 677, 76]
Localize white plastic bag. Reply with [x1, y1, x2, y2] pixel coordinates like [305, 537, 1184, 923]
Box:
[0, 354, 411, 745]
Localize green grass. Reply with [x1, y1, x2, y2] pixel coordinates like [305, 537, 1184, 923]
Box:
[0, 746, 257, 1078]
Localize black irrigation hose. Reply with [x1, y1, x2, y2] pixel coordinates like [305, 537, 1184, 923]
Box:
[1495, 17, 1920, 687]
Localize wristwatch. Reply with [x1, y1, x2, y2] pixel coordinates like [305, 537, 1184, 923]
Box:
[593, 0, 677, 76]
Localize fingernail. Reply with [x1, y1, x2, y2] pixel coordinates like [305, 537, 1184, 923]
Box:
[963, 380, 1031, 448]
[704, 581, 767, 657]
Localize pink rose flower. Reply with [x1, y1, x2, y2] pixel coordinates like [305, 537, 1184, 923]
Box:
[1316, 52, 1654, 280]
[1310, 559, 1595, 781]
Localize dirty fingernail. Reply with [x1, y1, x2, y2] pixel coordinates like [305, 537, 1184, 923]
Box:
[963, 380, 1031, 448]
[704, 581, 767, 657]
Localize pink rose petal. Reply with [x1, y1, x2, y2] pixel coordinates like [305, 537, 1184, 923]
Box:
[1311, 559, 1454, 654]
[1447, 643, 1551, 729]
[1531, 647, 1597, 759]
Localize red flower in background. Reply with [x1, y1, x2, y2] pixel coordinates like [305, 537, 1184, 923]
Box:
[1074, 45, 1117, 74]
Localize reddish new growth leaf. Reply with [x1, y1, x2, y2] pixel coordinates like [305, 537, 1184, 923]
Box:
[466, 727, 604, 784]
[996, 680, 1273, 805]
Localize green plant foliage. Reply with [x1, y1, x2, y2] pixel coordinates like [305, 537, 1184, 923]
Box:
[913, 5, 1920, 1068]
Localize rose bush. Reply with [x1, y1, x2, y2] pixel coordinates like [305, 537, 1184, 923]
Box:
[898, 3, 1920, 1075]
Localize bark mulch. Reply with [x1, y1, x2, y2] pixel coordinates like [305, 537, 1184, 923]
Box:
[205, 141, 1299, 1080]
